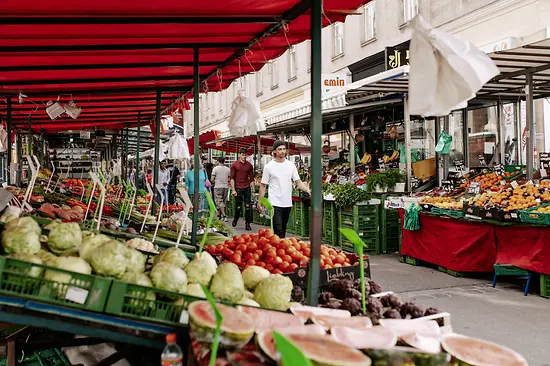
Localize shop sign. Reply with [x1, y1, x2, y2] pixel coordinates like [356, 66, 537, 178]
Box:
[321, 73, 347, 94]
[385, 42, 410, 70]
[540, 152, 550, 177]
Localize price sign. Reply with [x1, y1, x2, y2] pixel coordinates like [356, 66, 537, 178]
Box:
[384, 198, 404, 209]
[468, 182, 481, 194]
[478, 154, 486, 166]
[494, 164, 505, 176]
[447, 172, 460, 184]
[410, 177, 419, 189]
[378, 158, 386, 171]
[511, 180, 519, 189]
[442, 180, 454, 192]
[540, 152, 550, 177]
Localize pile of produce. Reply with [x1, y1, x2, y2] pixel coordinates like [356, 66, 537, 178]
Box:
[323, 183, 371, 208]
[38, 203, 84, 222]
[420, 196, 463, 210]
[204, 229, 359, 273]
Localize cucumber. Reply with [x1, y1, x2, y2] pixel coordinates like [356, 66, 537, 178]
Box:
[141, 232, 196, 253]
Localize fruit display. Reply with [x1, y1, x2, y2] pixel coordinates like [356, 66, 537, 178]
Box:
[204, 229, 360, 274]
[382, 149, 400, 164]
[467, 181, 550, 212]
[420, 196, 463, 210]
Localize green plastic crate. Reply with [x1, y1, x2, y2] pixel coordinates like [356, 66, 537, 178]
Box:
[105, 280, 201, 325]
[519, 203, 550, 226]
[322, 201, 339, 246]
[0, 349, 69, 366]
[541, 274, 550, 299]
[341, 232, 379, 254]
[0, 256, 111, 312]
[286, 206, 294, 234]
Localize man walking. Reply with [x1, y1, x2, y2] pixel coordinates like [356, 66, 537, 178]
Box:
[212, 157, 231, 221]
[157, 160, 170, 204]
[258, 140, 310, 238]
[230, 148, 255, 231]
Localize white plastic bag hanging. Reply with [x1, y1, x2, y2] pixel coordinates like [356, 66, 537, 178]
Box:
[0, 125, 7, 153]
[228, 94, 265, 137]
[167, 133, 190, 160]
[408, 15, 500, 116]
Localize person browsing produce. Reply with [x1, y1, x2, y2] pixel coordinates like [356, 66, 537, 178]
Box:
[258, 140, 310, 238]
[230, 148, 255, 231]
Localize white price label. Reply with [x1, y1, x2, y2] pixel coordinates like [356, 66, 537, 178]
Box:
[536, 198, 541, 203]
[65, 286, 89, 305]
[500, 180, 506, 186]
[511, 181, 519, 189]
[179, 310, 189, 324]
[511, 213, 518, 219]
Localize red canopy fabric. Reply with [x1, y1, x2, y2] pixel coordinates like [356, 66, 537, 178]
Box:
[0, 0, 370, 133]
[204, 136, 306, 155]
[187, 130, 222, 153]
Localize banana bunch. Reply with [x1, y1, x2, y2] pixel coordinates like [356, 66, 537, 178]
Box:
[383, 149, 400, 164]
[360, 153, 372, 165]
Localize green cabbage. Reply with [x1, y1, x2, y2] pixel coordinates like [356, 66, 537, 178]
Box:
[7, 253, 43, 278]
[150, 262, 188, 294]
[89, 240, 127, 279]
[47, 222, 82, 255]
[123, 247, 146, 273]
[184, 257, 216, 287]
[44, 256, 92, 298]
[210, 262, 244, 304]
[242, 265, 270, 291]
[79, 232, 111, 261]
[194, 251, 217, 273]
[2, 216, 41, 254]
[186, 283, 206, 299]
[153, 247, 189, 269]
[254, 274, 293, 311]
[36, 250, 57, 266]
[244, 290, 254, 299]
[120, 272, 156, 306]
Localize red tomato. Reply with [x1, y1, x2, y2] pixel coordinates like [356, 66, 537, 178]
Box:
[279, 261, 290, 272]
[233, 235, 240, 241]
[277, 249, 286, 257]
[215, 245, 224, 254]
[289, 237, 298, 245]
[222, 248, 234, 258]
[257, 262, 266, 267]
[303, 248, 311, 257]
[289, 263, 298, 272]
[266, 249, 277, 258]
[334, 263, 342, 268]
[291, 253, 303, 262]
[281, 239, 292, 246]
[236, 244, 247, 253]
[254, 249, 263, 257]
[231, 253, 241, 264]
[272, 268, 283, 274]
[325, 257, 333, 266]
[242, 234, 250, 241]
[292, 242, 301, 251]
[269, 236, 280, 246]
[273, 256, 283, 265]
[343, 262, 351, 267]
[258, 228, 266, 237]
[244, 252, 253, 260]
[320, 259, 325, 267]
[264, 230, 274, 239]
[246, 258, 256, 266]
[236, 237, 246, 245]
[265, 264, 274, 272]
[282, 254, 292, 263]
[263, 244, 273, 252]
[228, 241, 237, 250]
[251, 254, 260, 261]
[247, 242, 258, 251]
[300, 242, 308, 250]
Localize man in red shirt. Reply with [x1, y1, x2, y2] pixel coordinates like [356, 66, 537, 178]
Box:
[230, 148, 255, 231]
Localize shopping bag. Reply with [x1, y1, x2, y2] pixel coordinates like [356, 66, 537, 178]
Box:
[435, 130, 452, 155]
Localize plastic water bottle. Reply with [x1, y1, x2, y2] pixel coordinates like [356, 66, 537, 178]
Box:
[161, 333, 183, 366]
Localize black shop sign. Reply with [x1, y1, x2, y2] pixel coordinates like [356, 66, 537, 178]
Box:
[385, 41, 410, 70]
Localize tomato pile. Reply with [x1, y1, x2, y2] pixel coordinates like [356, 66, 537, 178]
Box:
[204, 228, 358, 274]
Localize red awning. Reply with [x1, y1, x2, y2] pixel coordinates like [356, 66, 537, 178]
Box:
[187, 130, 222, 153]
[204, 136, 308, 156]
[0, 0, 370, 133]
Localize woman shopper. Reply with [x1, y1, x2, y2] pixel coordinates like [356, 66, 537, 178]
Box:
[185, 162, 208, 212]
[258, 140, 310, 238]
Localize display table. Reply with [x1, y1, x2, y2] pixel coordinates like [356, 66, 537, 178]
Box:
[495, 225, 550, 275]
[399, 211, 497, 272]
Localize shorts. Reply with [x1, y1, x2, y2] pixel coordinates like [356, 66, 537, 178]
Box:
[214, 188, 229, 208]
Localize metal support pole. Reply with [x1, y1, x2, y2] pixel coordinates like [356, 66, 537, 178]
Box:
[257, 135, 262, 170]
[16, 134, 22, 186]
[39, 130, 44, 166]
[404, 97, 412, 191]
[497, 102, 505, 165]
[6, 98, 12, 184]
[306, 0, 322, 306]
[442, 116, 449, 179]
[462, 108, 469, 168]
[434, 117, 441, 185]
[153, 91, 161, 214]
[515, 102, 522, 164]
[191, 48, 200, 247]
[526, 73, 534, 180]
[135, 112, 141, 187]
[125, 127, 129, 179]
[27, 115, 32, 156]
[349, 112, 355, 171]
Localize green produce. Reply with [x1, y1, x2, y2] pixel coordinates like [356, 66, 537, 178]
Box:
[79, 232, 112, 261]
[44, 256, 92, 298]
[244, 290, 254, 299]
[209, 262, 245, 304]
[151, 229, 191, 243]
[194, 252, 217, 273]
[89, 240, 127, 279]
[36, 250, 57, 266]
[188, 300, 255, 349]
[141, 232, 196, 252]
[153, 247, 189, 269]
[120, 272, 156, 310]
[123, 247, 146, 273]
[124, 238, 158, 253]
[1, 216, 41, 254]
[47, 222, 82, 255]
[186, 283, 206, 298]
[238, 298, 260, 307]
[7, 253, 43, 278]
[254, 274, 293, 311]
[365, 347, 450, 366]
[184, 257, 216, 287]
[323, 183, 371, 208]
[60, 248, 79, 257]
[150, 262, 188, 294]
[241, 265, 270, 291]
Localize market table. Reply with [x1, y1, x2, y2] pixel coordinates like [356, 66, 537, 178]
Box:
[398, 211, 497, 272]
[495, 225, 550, 275]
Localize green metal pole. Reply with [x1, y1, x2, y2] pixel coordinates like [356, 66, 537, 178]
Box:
[191, 48, 200, 247]
[135, 112, 141, 188]
[153, 91, 161, 215]
[125, 127, 129, 180]
[306, 0, 322, 306]
[6, 98, 12, 184]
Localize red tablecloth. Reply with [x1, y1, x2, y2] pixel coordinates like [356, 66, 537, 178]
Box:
[495, 225, 550, 275]
[399, 211, 497, 272]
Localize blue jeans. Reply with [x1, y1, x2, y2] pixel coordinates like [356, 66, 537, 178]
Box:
[157, 188, 168, 205]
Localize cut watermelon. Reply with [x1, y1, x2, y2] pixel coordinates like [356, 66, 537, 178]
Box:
[256, 325, 326, 361]
[237, 305, 304, 333]
[188, 301, 255, 349]
[289, 305, 351, 321]
[330, 326, 397, 350]
[312, 315, 372, 331]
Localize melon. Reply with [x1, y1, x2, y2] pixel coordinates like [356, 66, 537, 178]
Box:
[257, 325, 326, 361]
[330, 326, 397, 350]
[441, 333, 527, 366]
[312, 315, 372, 331]
[290, 304, 351, 320]
[364, 346, 451, 366]
[258, 333, 371, 366]
[188, 300, 255, 349]
[237, 305, 304, 333]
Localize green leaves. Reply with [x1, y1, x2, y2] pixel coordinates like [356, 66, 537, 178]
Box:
[339, 227, 367, 315]
[199, 191, 217, 254]
[323, 183, 370, 208]
[260, 198, 274, 230]
[200, 285, 223, 366]
[272, 331, 312, 366]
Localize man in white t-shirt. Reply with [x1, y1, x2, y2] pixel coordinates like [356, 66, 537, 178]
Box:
[258, 140, 310, 238]
[211, 157, 231, 221]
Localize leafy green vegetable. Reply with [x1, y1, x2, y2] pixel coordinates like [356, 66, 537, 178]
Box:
[323, 183, 370, 208]
[48, 222, 82, 255]
[2, 216, 42, 254]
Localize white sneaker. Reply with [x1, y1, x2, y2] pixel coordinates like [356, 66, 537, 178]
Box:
[223, 217, 228, 222]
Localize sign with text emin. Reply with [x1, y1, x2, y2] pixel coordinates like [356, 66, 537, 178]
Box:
[321, 73, 347, 94]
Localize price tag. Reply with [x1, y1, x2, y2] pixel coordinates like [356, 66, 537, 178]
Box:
[447, 172, 460, 184]
[494, 164, 505, 176]
[384, 199, 403, 209]
[442, 180, 454, 192]
[478, 154, 486, 166]
[410, 177, 419, 189]
[468, 182, 481, 194]
[540, 153, 550, 177]
[179, 310, 189, 324]
[500, 180, 506, 186]
[65, 286, 89, 305]
[511, 181, 519, 189]
[454, 159, 465, 169]
[378, 158, 386, 171]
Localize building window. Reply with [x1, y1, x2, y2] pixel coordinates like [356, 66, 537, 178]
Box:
[306, 40, 311, 73]
[270, 60, 279, 90]
[332, 23, 344, 58]
[361, 1, 376, 44]
[256, 70, 263, 97]
[399, 0, 418, 26]
[288, 46, 297, 81]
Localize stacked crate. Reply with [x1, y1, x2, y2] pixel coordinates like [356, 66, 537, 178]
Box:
[293, 200, 310, 238]
[381, 207, 402, 253]
[322, 200, 339, 248]
[338, 203, 380, 254]
[286, 205, 295, 234]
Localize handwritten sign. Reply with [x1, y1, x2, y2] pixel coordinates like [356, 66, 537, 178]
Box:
[468, 182, 481, 194]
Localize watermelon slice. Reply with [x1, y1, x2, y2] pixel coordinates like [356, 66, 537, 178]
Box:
[258, 333, 372, 366]
[330, 326, 397, 350]
[237, 305, 305, 333]
[188, 301, 255, 349]
[442, 333, 527, 366]
[312, 315, 372, 331]
[290, 304, 351, 320]
[256, 325, 326, 361]
[378, 318, 441, 338]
